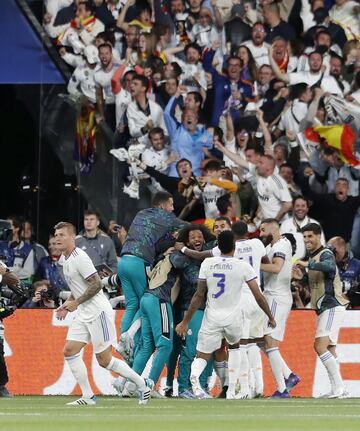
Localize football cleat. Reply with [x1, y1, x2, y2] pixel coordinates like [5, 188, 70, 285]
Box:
[285, 373, 301, 392]
[178, 389, 197, 399]
[270, 390, 290, 399]
[138, 378, 154, 405]
[66, 395, 96, 406]
[235, 392, 250, 399]
[163, 386, 173, 398]
[193, 388, 208, 400]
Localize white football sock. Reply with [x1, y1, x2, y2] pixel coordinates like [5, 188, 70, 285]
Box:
[279, 355, 292, 379]
[127, 318, 141, 338]
[65, 353, 94, 398]
[214, 360, 228, 388]
[266, 348, 286, 392]
[228, 348, 241, 394]
[319, 352, 343, 390]
[106, 357, 145, 389]
[191, 358, 208, 382]
[247, 343, 263, 394]
[238, 346, 250, 395]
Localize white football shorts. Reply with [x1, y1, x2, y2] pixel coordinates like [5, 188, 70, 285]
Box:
[196, 312, 244, 354]
[263, 293, 291, 342]
[315, 305, 346, 345]
[241, 293, 265, 339]
[67, 310, 116, 354]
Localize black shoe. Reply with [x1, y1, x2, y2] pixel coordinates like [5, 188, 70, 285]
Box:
[163, 386, 173, 398]
[0, 386, 13, 398]
[217, 385, 228, 398]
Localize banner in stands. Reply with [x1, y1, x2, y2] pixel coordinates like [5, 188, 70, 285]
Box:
[4, 310, 360, 397]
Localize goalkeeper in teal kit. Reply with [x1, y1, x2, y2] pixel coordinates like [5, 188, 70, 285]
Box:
[117, 191, 186, 361]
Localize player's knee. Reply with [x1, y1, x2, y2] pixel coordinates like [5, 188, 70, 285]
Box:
[97, 356, 110, 368]
[63, 345, 76, 357]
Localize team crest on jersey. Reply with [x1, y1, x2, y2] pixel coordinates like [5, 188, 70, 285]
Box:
[81, 246, 87, 250]
[187, 329, 192, 336]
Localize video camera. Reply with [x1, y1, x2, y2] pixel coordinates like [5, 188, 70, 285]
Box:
[1, 220, 31, 318]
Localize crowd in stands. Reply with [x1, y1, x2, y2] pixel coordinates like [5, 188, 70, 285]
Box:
[4, 0, 360, 308]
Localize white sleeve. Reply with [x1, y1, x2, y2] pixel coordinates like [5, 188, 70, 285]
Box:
[76, 250, 98, 280]
[273, 176, 292, 202]
[212, 246, 221, 257]
[244, 262, 257, 282]
[255, 239, 266, 257]
[272, 241, 287, 261]
[198, 260, 208, 280]
[67, 69, 82, 98]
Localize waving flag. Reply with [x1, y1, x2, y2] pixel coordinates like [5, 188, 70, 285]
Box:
[304, 124, 360, 166]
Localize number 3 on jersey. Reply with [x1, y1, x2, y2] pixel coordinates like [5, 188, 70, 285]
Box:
[212, 273, 226, 298]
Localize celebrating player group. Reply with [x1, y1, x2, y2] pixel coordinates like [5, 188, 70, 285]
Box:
[54, 209, 349, 405]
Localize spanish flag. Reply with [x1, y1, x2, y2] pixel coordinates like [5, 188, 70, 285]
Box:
[305, 124, 360, 166]
[75, 106, 96, 174]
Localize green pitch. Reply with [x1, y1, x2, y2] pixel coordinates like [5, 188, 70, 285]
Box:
[1, 397, 359, 431]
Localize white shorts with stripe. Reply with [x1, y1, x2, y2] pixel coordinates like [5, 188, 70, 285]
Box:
[197, 311, 244, 354]
[67, 310, 116, 354]
[241, 293, 265, 339]
[263, 293, 292, 342]
[315, 305, 346, 345]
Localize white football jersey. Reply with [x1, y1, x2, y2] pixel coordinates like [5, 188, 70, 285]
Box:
[263, 237, 292, 303]
[199, 256, 256, 325]
[94, 63, 119, 104]
[256, 174, 292, 222]
[213, 238, 265, 295]
[60, 247, 113, 322]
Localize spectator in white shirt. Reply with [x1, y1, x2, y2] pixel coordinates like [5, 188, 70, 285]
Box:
[321, 55, 350, 96]
[280, 196, 325, 259]
[94, 43, 119, 130]
[256, 154, 292, 222]
[243, 22, 270, 67]
[269, 47, 324, 86]
[329, 0, 360, 39]
[126, 75, 167, 142]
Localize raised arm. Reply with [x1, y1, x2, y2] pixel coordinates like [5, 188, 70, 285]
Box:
[116, 0, 136, 32]
[268, 45, 290, 84]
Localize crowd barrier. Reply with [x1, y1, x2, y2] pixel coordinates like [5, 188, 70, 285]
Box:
[4, 310, 360, 397]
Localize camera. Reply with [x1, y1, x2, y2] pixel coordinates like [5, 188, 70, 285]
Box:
[112, 224, 122, 233]
[40, 289, 56, 301]
[0, 283, 31, 319]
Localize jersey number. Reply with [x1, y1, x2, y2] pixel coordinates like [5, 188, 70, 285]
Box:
[212, 273, 226, 298]
[240, 256, 253, 267]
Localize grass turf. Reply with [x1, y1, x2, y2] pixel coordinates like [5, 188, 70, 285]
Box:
[0, 397, 359, 431]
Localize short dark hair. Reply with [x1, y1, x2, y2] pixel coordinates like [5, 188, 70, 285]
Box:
[84, 209, 100, 219]
[132, 74, 150, 92]
[216, 194, 231, 215]
[152, 191, 173, 207]
[54, 221, 76, 235]
[176, 158, 192, 172]
[214, 216, 232, 229]
[184, 42, 202, 57]
[315, 29, 331, 42]
[149, 127, 165, 138]
[203, 160, 222, 172]
[301, 223, 322, 235]
[293, 195, 309, 207]
[170, 62, 183, 77]
[187, 91, 203, 106]
[79, 0, 95, 14]
[336, 177, 349, 184]
[232, 221, 248, 238]
[218, 230, 235, 254]
[95, 31, 115, 46]
[98, 43, 112, 52]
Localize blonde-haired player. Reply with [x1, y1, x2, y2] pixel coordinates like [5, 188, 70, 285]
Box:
[54, 222, 152, 406]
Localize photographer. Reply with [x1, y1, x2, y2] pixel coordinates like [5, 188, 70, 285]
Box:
[328, 236, 360, 309]
[1, 220, 23, 397]
[23, 280, 58, 309]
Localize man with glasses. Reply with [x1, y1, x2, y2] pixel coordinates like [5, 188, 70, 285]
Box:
[244, 22, 270, 67]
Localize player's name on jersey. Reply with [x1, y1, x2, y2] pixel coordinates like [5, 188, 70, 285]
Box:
[209, 262, 233, 271]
